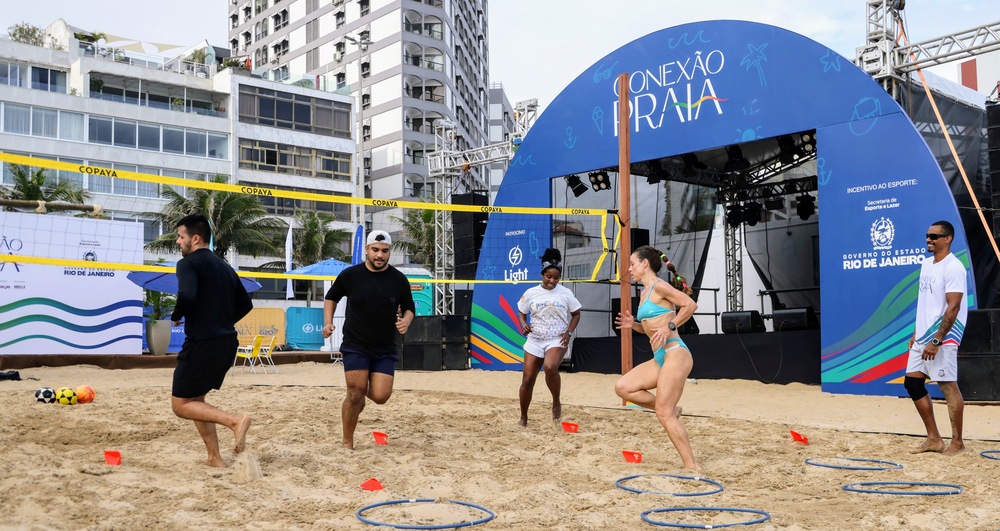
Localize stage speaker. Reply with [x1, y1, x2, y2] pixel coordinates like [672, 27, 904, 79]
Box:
[630, 228, 649, 250]
[441, 315, 470, 342]
[443, 343, 470, 370]
[960, 309, 1000, 354]
[454, 262, 478, 280]
[773, 307, 818, 330]
[401, 344, 443, 371]
[455, 289, 473, 316]
[406, 316, 440, 343]
[721, 311, 766, 334]
[611, 297, 641, 337]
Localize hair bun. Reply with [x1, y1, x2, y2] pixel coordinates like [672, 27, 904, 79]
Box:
[540, 248, 562, 264]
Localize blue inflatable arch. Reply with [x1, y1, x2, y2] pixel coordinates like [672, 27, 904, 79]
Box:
[471, 20, 974, 396]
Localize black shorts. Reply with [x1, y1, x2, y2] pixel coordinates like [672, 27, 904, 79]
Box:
[172, 334, 239, 399]
[342, 346, 398, 376]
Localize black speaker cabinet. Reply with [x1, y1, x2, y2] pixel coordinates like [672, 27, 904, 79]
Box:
[455, 289, 473, 316]
[401, 344, 443, 371]
[441, 315, 470, 342]
[611, 297, 641, 337]
[773, 307, 818, 330]
[721, 311, 766, 333]
[630, 228, 650, 250]
[407, 316, 440, 343]
[960, 309, 1000, 354]
[442, 343, 470, 370]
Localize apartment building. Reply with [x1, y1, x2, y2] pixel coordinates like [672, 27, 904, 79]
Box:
[230, 0, 492, 238]
[0, 19, 356, 287]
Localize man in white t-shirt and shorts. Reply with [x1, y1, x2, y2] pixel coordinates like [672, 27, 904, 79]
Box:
[905, 220, 968, 455]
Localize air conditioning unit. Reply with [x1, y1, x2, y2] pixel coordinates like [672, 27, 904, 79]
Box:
[334, 52, 344, 62]
[270, 58, 279, 64]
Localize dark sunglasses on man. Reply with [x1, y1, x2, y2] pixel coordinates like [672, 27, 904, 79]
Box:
[925, 232, 950, 240]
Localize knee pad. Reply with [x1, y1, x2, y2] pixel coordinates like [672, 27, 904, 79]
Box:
[904, 376, 928, 401]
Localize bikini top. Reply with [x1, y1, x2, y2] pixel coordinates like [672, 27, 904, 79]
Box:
[636, 279, 674, 322]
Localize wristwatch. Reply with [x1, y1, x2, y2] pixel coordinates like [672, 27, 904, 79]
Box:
[667, 322, 677, 331]
[930, 337, 941, 346]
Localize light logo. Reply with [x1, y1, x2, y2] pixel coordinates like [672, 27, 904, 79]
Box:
[508, 246, 523, 267]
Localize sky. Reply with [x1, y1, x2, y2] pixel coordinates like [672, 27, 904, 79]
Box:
[1, 0, 994, 107]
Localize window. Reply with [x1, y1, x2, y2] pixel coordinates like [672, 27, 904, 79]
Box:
[59, 111, 84, 141]
[31, 67, 67, 93]
[88, 161, 113, 194]
[335, 11, 345, 28]
[207, 133, 229, 159]
[138, 123, 160, 151]
[185, 130, 207, 157]
[335, 72, 346, 89]
[361, 60, 370, 78]
[239, 139, 351, 181]
[0, 61, 24, 87]
[3, 104, 30, 134]
[306, 20, 319, 42]
[359, 0, 369, 16]
[113, 163, 137, 195]
[162, 127, 185, 154]
[273, 9, 288, 30]
[136, 166, 159, 198]
[88, 116, 113, 145]
[113, 120, 137, 148]
[237, 86, 351, 138]
[31, 108, 57, 138]
[58, 157, 84, 189]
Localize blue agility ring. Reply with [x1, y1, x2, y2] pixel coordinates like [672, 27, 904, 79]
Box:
[842, 481, 962, 496]
[980, 450, 1000, 461]
[640, 507, 771, 528]
[804, 457, 903, 471]
[615, 474, 724, 496]
[356, 498, 495, 529]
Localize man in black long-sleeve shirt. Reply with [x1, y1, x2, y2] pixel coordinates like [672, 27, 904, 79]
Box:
[170, 214, 254, 468]
[322, 230, 414, 449]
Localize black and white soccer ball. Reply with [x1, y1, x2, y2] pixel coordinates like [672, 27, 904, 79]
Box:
[35, 387, 57, 403]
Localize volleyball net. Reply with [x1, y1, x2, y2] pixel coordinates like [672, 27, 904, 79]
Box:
[0, 152, 622, 286]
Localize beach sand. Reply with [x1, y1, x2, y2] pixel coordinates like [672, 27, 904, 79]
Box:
[2, 362, 999, 530]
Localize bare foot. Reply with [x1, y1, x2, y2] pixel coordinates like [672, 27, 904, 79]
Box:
[910, 439, 946, 454]
[683, 462, 702, 472]
[206, 457, 228, 468]
[342, 441, 355, 450]
[552, 404, 562, 423]
[233, 415, 252, 454]
[942, 442, 966, 456]
[518, 418, 527, 428]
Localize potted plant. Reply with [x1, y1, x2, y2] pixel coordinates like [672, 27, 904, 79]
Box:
[143, 290, 176, 355]
[171, 97, 185, 111]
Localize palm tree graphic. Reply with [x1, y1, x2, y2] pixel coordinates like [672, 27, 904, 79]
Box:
[740, 43, 769, 88]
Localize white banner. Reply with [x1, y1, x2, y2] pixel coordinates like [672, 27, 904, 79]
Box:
[0, 212, 143, 354]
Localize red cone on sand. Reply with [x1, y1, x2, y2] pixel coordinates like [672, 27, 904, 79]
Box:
[360, 478, 383, 491]
[373, 431, 388, 445]
[622, 450, 643, 463]
[561, 421, 579, 433]
[790, 430, 809, 444]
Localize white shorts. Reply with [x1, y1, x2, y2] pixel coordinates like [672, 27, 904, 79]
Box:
[524, 335, 567, 359]
[906, 343, 958, 382]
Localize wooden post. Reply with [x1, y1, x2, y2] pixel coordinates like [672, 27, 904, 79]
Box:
[617, 73, 633, 381]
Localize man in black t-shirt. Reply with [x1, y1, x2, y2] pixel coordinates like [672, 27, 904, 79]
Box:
[170, 214, 254, 467]
[323, 230, 415, 449]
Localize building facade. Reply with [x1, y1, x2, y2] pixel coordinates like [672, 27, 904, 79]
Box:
[1, 18, 356, 293]
[230, 0, 492, 243]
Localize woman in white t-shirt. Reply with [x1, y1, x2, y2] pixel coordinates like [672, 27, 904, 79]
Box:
[516, 248, 582, 427]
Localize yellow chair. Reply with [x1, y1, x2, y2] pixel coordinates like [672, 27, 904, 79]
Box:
[233, 335, 265, 374]
[257, 335, 278, 373]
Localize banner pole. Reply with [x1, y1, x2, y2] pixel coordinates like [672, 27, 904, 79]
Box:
[617, 73, 633, 388]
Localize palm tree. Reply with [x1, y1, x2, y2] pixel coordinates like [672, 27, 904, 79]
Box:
[144, 175, 286, 262]
[2, 164, 89, 204]
[292, 208, 351, 265]
[389, 206, 436, 267]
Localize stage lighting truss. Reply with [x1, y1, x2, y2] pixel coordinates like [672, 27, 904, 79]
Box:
[589, 170, 612, 191]
[715, 176, 817, 205]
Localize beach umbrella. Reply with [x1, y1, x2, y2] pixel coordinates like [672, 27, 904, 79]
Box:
[127, 262, 263, 294]
[286, 258, 352, 277]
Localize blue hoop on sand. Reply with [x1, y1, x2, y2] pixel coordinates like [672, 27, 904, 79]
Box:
[640, 507, 771, 528]
[980, 450, 1000, 461]
[842, 481, 962, 496]
[356, 498, 495, 529]
[804, 457, 903, 471]
[615, 474, 724, 496]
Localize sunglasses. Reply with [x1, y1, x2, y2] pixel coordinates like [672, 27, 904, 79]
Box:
[925, 233, 950, 240]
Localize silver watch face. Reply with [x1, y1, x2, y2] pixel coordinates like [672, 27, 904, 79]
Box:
[668, 322, 677, 331]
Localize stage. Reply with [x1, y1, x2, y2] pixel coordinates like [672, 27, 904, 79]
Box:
[569, 330, 822, 385]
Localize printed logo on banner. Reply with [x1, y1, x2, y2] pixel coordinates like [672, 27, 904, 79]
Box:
[505, 245, 528, 282]
[83, 250, 98, 261]
[843, 216, 924, 271]
[870, 217, 894, 250]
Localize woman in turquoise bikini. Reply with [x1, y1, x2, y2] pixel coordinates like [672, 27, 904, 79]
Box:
[615, 245, 700, 470]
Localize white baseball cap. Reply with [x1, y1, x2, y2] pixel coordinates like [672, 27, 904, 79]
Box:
[366, 230, 392, 246]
